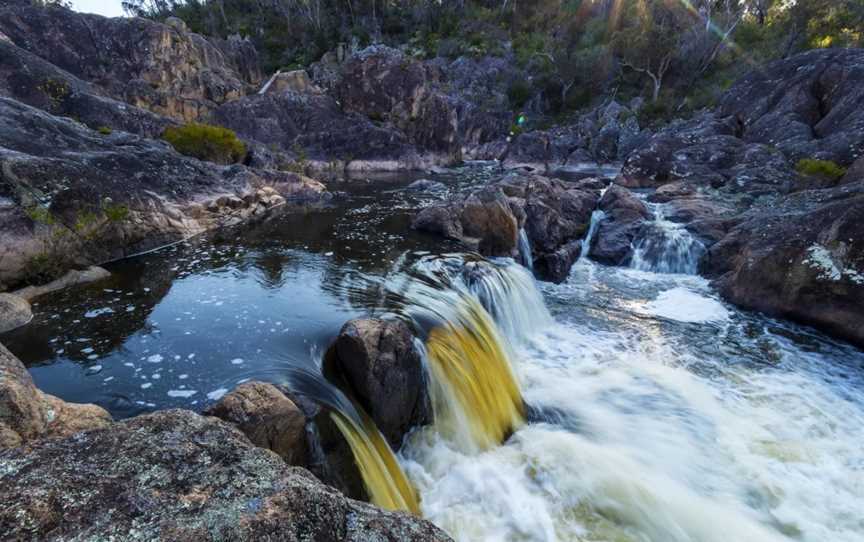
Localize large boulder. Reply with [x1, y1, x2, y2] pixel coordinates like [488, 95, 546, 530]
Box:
[326, 319, 430, 450]
[719, 48, 864, 167]
[0, 293, 31, 333]
[499, 175, 601, 282]
[1, 341, 111, 449]
[703, 181, 864, 347]
[0, 409, 452, 541]
[0, 97, 325, 287]
[589, 185, 652, 265]
[205, 381, 308, 467]
[413, 185, 521, 258]
[0, 3, 261, 122]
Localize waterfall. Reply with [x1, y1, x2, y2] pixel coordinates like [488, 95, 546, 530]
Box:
[284, 368, 420, 514]
[517, 228, 533, 271]
[393, 256, 550, 452]
[578, 209, 606, 263]
[630, 204, 705, 274]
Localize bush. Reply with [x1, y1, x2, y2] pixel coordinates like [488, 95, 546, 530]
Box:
[162, 123, 246, 165]
[507, 80, 533, 108]
[97, 126, 112, 135]
[796, 158, 847, 180]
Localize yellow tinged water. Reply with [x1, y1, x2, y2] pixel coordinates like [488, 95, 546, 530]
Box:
[425, 298, 526, 451]
[330, 409, 421, 515]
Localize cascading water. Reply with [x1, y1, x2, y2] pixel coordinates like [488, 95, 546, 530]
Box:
[630, 203, 705, 274]
[387, 256, 550, 453]
[284, 368, 420, 514]
[578, 209, 606, 264]
[517, 228, 533, 271]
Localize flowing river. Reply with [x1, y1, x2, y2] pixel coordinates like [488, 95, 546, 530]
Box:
[2, 164, 863, 541]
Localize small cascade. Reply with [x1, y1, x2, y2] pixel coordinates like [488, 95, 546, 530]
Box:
[284, 368, 420, 514]
[391, 256, 550, 452]
[630, 204, 705, 274]
[578, 209, 606, 264]
[424, 297, 526, 452]
[517, 228, 533, 271]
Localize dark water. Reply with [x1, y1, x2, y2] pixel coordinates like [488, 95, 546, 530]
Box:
[0, 164, 497, 418]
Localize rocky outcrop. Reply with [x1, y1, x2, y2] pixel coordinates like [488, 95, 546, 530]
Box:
[719, 48, 864, 167]
[0, 97, 325, 288]
[469, 100, 649, 168]
[0, 341, 111, 449]
[703, 180, 864, 347]
[414, 173, 601, 282]
[589, 185, 652, 266]
[617, 112, 795, 194]
[326, 319, 430, 450]
[212, 90, 435, 172]
[0, 2, 261, 122]
[0, 409, 452, 541]
[205, 381, 308, 467]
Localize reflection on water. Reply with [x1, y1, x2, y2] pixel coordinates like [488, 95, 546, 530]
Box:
[0, 164, 497, 417]
[3, 162, 864, 542]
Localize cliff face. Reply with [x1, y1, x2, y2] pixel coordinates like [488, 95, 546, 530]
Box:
[0, 4, 261, 122]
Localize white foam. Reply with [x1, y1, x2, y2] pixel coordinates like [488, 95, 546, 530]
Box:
[640, 287, 730, 323]
[167, 389, 197, 398]
[207, 388, 228, 401]
[84, 307, 114, 318]
[147, 354, 163, 363]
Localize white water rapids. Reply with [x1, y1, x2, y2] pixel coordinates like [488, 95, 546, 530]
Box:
[397, 258, 864, 542]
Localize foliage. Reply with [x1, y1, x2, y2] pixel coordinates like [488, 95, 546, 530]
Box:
[97, 126, 113, 135]
[162, 122, 246, 164]
[796, 159, 847, 180]
[123, 0, 864, 122]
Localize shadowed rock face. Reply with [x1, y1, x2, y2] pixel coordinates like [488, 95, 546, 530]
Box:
[0, 2, 261, 122]
[0, 97, 325, 288]
[703, 181, 864, 347]
[0, 409, 452, 541]
[0, 341, 110, 449]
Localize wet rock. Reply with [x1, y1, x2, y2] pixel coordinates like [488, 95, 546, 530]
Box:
[703, 181, 864, 347]
[407, 179, 448, 193]
[0, 342, 111, 449]
[205, 381, 308, 467]
[413, 185, 520, 258]
[0, 98, 326, 287]
[414, 173, 600, 283]
[719, 48, 864, 167]
[589, 185, 652, 266]
[648, 182, 696, 203]
[0, 293, 31, 333]
[0, 409, 452, 541]
[0, 3, 262, 122]
[327, 319, 430, 450]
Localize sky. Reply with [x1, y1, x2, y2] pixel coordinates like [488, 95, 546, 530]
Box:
[70, 0, 127, 18]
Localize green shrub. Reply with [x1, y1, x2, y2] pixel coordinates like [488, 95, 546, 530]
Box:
[97, 126, 112, 135]
[796, 158, 847, 180]
[162, 123, 246, 165]
[102, 202, 130, 223]
[25, 205, 55, 225]
[23, 253, 67, 286]
[507, 80, 533, 108]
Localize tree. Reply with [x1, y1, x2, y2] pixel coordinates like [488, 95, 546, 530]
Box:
[612, 0, 687, 102]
